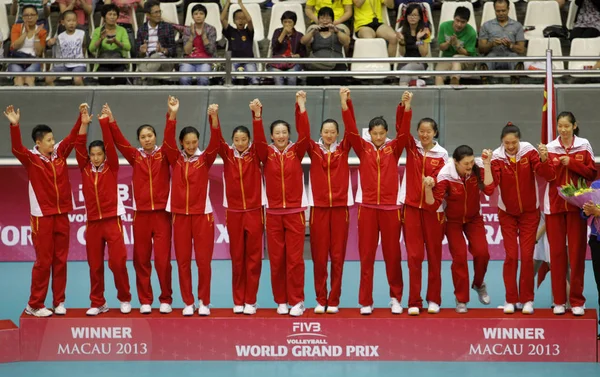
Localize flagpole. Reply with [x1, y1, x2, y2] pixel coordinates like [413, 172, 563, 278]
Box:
[546, 49, 554, 141]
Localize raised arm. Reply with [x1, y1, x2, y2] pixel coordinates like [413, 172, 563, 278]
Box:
[205, 104, 222, 168]
[250, 99, 268, 163]
[75, 109, 90, 171]
[98, 104, 119, 172]
[395, 91, 413, 157]
[340, 88, 363, 159]
[56, 106, 84, 159]
[163, 96, 180, 166]
[5, 106, 33, 167]
[220, 0, 231, 29]
[294, 91, 310, 159]
[107, 110, 137, 166]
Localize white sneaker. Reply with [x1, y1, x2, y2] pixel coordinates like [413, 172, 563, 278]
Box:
[360, 306, 373, 315]
[326, 306, 339, 314]
[86, 304, 109, 316]
[390, 298, 403, 314]
[25, 305, 53, 317]
[314, 304, 326, 314]
[182, 304, 195, 316]
[54, 303, 67, 315]
[198, 301, 210, 316]
[456, 302, 468, 314]
[408, 307, 420, 316]
[503, 303, 515, 314]
[522, 301, 534, 315]
[553, 304, 566, 315]
[277, 304, 289, 315]
[159, 303, 172, 314]
[233, 305, 244, 314]
[120, 302, 132, 314]
[140, 304, 152, 314]
[572, 306, 585, 316]
[427, 302, 440, 314]
[243, 303, 257, 315]
[290, 302, 305, 317]
[473, 283, 491, 305]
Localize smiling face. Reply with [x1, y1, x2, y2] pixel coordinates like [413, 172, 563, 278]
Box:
[407, 8, 421, 26]
[233, 130, 250, 153]
[90, 146, 106, 168]
[557, 117, 577, 141]
[502, 132, 520, 156]
[369, 125, 388, 149]
[36, 132, 55, 156]
[455, 155, 475, 177]
[180, 133, 199, 157]
[138, 127, 157, 152]
[320, 122, 338, 148]
[417, 121, 436, 148]
[271, 124, 290, 151]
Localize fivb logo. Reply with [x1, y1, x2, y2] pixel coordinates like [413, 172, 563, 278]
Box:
[291, 322, 321, 334]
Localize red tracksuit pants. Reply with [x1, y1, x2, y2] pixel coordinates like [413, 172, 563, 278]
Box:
[29, 214, 70, 309]
[310, 206, 349, 307]
[499, 209, 540, 304]
[546, 211, 587, 307]
[173, 213, 214, 306]
[228, 208, 264, 306]
[133, 210, 173, 306]
[403, 205, 445, 308]
[86, 217, 131, 307]
[445, 216, 490, 304]
[266, 211, 305, 306]
[357, 206, 403, 307]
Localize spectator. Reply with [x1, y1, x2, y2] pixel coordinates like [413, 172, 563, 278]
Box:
[594, 61, 600, 69]
[221, 0, 258, 85]
[46, 10, 87, 86]
[104, 0, 142, 56]
[478, 0, 525, 84]
[396, 3, 431, 86]
[268, 11, 306, 86]
[353, 0, 397, 57]
[8, 5, 47, 87]
[180, 3, 217, 86]
[136, 0, 176, 81]
[301, 7, 350, 86]
[11, 0, 50, 31]
[0, 30, 4, 58]
[305, 0, 353, 36]
[89, 4, 131, 85]
[56, 0, 93, 29]
[435, 6, 477, 86]
[570, 0, 600, 39]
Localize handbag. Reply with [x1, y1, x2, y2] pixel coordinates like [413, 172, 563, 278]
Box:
[308, 32, 338, 71]
[8, 50, 36, 69]
[543, 25, 569, 39]
[269, 37, 297, 70]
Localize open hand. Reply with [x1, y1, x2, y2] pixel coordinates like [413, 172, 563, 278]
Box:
[3, 105, 20, 125]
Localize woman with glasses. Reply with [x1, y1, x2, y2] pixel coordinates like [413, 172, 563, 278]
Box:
[8, 5, 47, 87]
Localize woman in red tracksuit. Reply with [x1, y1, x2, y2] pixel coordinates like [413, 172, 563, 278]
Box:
[163, 99, 221, 317]
[75, 104, 132, 316]
[342, 88, 406, 315]
[544, 111, 597, 316]
[214, 100, 264, 316]
[396, 92, 448, 316]
[254, 92, 309, 317]
[424, 145, 494, 313]
[107, 98, 174, 315]
[482, 123, 555, 315]
[299, 89, 353, 315]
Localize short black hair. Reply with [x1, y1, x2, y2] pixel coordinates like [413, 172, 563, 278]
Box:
[179, 126, 200, 146]
[417, 118, 439, 138]
[368, 116, 388, 132]
[144, 0, 160, 14]
[191, 4, 207, 16]
[232, 125, 251, 140]
[88, 140, 105, 153]
[270, 120, 291, 135]
[317, 7, 334, 20]
[101, 4, 120, 18]
[61, 10, 77, 20]
[21, 5, 38, 15]
[281, 11, 297, 24]
[493, 0, 510, 9]
[454, 6, 471, 22]
[233, 9, 244, 19]
[136, 124, 156, 139]
[320, 119, 339, 133]
[31, 125, 53, 142]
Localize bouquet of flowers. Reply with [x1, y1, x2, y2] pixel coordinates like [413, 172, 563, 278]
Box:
[558, 178, 600, 228]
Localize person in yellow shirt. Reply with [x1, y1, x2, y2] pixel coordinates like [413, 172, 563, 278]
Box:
[353, 0, 397, 57]
[306, 0, 353, 35]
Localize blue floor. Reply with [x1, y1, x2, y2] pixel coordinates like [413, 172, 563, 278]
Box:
[0, 260, 598, 376]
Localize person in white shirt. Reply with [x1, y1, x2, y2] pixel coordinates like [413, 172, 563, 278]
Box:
[46, 11, 87, 86]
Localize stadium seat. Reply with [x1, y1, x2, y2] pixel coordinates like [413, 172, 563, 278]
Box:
[566, 0, 578, 30]
[185, 2, 223, 41]
[142, 2, 180, 41]
[0, 4, 9, 42]
[267, 2, 306, 40]
[523, 1, 562, 40]
[480, 1, 517, 28]
[525, 37, 564, 77]
[272, 0, 306, 3]
[438, 1, 477, 36]
[227, 3, 264, 41]
[351, 38, 389, 79]
[395, 2, 434, 40]
[568, 37, 600, 78]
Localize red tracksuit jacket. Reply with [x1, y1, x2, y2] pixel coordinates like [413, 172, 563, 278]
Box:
[430, 161, 495, 223]
[163, 120, 220, 215]
[544, 136, 597, 214]
[110, 116, 172, 211]
[217, 119, 264, 211]
[10, 117, 81, 216]
[395, 105, 448, 210]
[343, 99, 407, 206]
[487, 142, 555, 216]
[296, 107, 353, 207]
[75, 117, 125, 221]
[254, 106, 309, 209]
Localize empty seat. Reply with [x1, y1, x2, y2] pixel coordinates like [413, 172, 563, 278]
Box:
[480, 1, 518, 28]
[566, 0, 578, 30]
[267, 2, 306, 40]
[0, 4, 9, 42]
[185, 2, 223, 41]
[523, 1, 562, 40]
[438, 1, 477, 35]
[525, 37, 564, 77]
[568, 37, 600, 77]
[271, 0, 306, 3]
[351, 38, 389, 79]
[395, 2, 435, 40]
[227, 3, 264, 41]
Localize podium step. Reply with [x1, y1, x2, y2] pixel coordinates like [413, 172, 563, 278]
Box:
[0, 320, 20, 363]
[18, 308, 598, 362]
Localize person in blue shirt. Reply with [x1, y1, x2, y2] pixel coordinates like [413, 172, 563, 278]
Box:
[582, 179, 600, 339]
